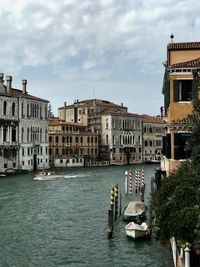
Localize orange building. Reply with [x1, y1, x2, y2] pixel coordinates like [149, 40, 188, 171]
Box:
[161, 40, 200, 176]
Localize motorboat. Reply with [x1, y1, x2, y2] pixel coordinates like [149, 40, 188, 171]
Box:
[34, 171, 64, 180]
[125, 222, 149, 240]
[123, 201, 146, 222]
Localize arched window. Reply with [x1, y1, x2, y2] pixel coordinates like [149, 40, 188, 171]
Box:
[3, 101, 7, 115]
[27, 128, 30, 142]
[49, 148, 52, 155]
[145, 140, 148, 146]
[62, 136, 65, 143]
[12, 103, 15, 116]
[76, 136, 79, 143]
[56, 136, 59, 143]
[49, 136, 52, 143]
[22, 128, 24, 142]
[149, 140, 153, 147]
[80, 136, 83, 143]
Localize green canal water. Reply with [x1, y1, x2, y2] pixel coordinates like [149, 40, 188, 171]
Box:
[0, 164, 173, 267]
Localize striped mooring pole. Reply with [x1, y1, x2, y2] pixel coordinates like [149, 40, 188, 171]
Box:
[135, 168, 138, 193]
[142, 168, 145, 188]
[137, 168, 141, 192]
[129, 169, 132, 195]
[114, 184, 118, 220]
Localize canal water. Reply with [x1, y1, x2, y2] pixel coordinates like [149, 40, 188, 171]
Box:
[0, 164, 173, 267]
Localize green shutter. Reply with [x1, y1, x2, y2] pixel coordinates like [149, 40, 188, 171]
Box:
[164, 80, 170, 109]
[173, 80, 179, 102]
[166, 134, 171, 159]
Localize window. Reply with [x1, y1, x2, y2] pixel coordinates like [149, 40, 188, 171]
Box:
[12, 128, 16, 142]
[3, 101, 7, 115]
[173, 80, 192, 102]
[12, 103, 15, 116]
[3, 127, 7, 142]
[174, 133, 191, 160]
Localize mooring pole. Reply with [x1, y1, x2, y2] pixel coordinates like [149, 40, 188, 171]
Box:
[119, 193, 122, 216]
[114, 184, 118, 220]
[125, 170, 128, 195]
[107, 209, 113, 239]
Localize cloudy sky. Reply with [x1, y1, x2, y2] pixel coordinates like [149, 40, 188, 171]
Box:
[1, 0, 200, 116]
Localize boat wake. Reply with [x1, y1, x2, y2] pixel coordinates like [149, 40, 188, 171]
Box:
[64, 174, 90, 179]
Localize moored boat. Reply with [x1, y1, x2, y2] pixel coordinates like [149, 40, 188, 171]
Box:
[125, 222, 149, 240]
[123, 201, 146, 222]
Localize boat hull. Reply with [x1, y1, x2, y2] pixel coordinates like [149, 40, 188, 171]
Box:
[125, 222, 149, 240]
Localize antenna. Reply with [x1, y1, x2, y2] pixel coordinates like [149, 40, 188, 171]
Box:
[170, 33, 174, 43]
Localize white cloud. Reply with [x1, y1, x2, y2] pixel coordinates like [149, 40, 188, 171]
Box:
[1, 0, 200, 114]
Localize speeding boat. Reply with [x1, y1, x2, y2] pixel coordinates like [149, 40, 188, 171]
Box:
[34, 171, 64, 180]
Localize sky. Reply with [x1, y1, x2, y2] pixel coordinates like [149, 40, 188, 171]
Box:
[1, 0, 200, 116]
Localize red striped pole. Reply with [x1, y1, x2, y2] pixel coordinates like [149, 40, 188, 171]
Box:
[138, 168, 141, 192]
[142, 168, 145, 188]
[129, 169, 132, 195]
[135, 168, 137, 193]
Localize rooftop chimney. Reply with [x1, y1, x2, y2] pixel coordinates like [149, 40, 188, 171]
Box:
[64, 101, 67, 121]
[6, 76, 12, 94]
[22, 79, 27, 94]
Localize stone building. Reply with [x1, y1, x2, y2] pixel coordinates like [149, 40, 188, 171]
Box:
[161, 40, 200, 176]
[0, 73, 49, 174]
[101, 110, 142, 164]
[141, 114, 165, 163]
[58, 99, 128, 132]
[48, 118, 99, 167]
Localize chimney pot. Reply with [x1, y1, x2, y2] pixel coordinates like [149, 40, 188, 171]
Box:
[6, 76, 12, 93]
[22, 79, 27, 94]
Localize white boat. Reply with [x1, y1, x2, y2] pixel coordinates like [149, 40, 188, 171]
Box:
[123, 201, 146, 222]
[125, 222, 149, 240]
[34, 171, 64, 180]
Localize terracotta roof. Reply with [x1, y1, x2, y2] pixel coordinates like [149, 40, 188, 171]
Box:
[170, 57, 200, 68]
[48, 118, 87, 127]
[101, 108, 140, 117]
[168, 42, 200, 50]
[0, 88, 49, 102]
[170, 116, 193, 126]
[141, 114, 165, 124]
[58, 99, 127, 110]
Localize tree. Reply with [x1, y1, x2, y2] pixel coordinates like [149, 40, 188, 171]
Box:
[151, 161, 200, 245]
[48, 102, 54, 118]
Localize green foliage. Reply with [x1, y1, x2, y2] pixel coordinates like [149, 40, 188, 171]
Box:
[151, 161, 200, 245]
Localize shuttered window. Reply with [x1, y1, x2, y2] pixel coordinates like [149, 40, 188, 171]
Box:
[173, 80, 192, 102]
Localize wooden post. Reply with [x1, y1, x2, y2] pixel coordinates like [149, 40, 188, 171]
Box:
[119, 193, 122, 216]
[107, 209, 113, 239]
[114, 184, 118, 220]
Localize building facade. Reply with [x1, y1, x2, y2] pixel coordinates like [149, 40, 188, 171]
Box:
[48, 118, 99, 167]
[161, 41, 200, 175]
[0, 73, 49, 174]
[101, 111, 142, 164]
[141, 114, 165, 163]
